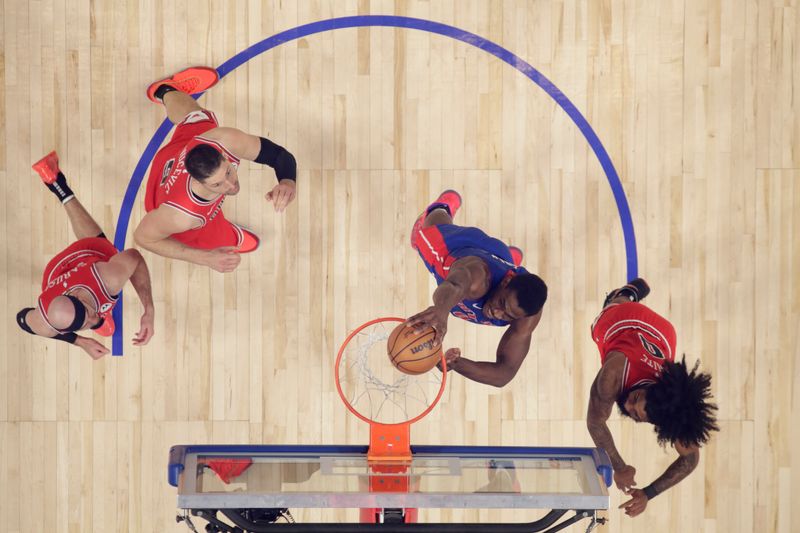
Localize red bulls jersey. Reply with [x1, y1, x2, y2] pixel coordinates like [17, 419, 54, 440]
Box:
[591, 302, 677, 393]
[38, 238, 119, 332]
[153, 135, 240, 228]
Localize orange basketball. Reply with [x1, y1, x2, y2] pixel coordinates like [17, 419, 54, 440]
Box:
[387, 322, 442, 375]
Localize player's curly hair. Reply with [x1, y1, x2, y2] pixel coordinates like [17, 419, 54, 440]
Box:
[185, 143, 223, 182]
[507, 273, 548, 316]
[644, 356, 719, 447]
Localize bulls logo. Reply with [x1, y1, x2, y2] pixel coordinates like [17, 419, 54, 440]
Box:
[161, 159, 175, 185]
[99, 303, 113, 314]
[638, 333, 665, 360]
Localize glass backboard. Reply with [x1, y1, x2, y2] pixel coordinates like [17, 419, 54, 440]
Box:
[169, 444, 611, 532]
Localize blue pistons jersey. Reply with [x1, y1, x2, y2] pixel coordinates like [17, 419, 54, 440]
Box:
[414, 224, 527, 326]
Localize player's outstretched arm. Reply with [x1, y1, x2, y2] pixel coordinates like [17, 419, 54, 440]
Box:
[205, 127, 297, 212]
[96, 249, 156, 346]
[618, 446, 699, 518]
[443, 312, 540, 387]
[586, 358, 637, 491]
[16, 307, 110, 359]
[133, 207, 241, 272]
[407, 257, 485, 346]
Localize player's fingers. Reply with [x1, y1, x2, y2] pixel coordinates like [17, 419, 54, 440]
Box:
[274, 193, 286, 212]
[405, 315, 424, 328]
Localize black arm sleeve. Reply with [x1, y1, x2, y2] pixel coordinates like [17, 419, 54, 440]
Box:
[254, 137, 297, 182]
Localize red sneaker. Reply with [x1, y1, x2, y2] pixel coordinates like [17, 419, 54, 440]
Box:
[509, 246, 524, 267]
[32, 151, 60, 184]
[235, 226, 261, 254]
[146, 66, 220, 103]
[410, 190, 463, 250]
[436, 189, 462, 219]
[93, 314, 115, 337]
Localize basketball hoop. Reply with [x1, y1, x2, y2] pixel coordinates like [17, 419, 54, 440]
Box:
[334, 317, 447, 462]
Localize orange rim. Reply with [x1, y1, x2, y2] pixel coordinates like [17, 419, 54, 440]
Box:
[334, 317, 447, 427]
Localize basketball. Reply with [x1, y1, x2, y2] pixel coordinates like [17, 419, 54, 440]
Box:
[387, 322, 442, 375]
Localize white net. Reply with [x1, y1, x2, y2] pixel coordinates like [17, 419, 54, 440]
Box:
[337, 320, 445, 425]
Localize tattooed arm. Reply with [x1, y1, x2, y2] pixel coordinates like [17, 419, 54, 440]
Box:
[651, 442, 700, 493]
[586, 354, 638, 491]
[619, 442, 700, 517]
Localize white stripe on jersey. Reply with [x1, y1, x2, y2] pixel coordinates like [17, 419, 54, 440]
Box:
[604, 319, 673, 359]
[164, 201, 208, 228]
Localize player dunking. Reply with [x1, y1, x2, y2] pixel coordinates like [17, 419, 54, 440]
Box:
[586, 279, 719, 516]
[406, 191, 548, 387]
[134, 67, 297, 273]
[16, 152, 155, 359]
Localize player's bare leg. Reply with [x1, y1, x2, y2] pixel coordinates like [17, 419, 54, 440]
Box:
[162, 90, 204, 125]
[423, 208, 453, 228]
[62, 198, 104, 240]
[33, 151, 103, 240]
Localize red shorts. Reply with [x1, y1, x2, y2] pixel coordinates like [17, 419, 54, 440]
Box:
[41, 237, 118, 290]
[168, 214, 246, 250]
[144, 109, 219, 212]
[591, 302, 676, 363]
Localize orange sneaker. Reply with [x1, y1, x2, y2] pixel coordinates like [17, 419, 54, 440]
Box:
[410, 189, 463, 250]
[509, 246, 524, 267]
[146, 66, 220, 103]
[93, 314, 115, 337]
[235, 226, 260, 254]
[32, 151, 60, 184]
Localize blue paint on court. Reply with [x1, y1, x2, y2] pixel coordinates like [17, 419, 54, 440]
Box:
[112, 15, 637, 355]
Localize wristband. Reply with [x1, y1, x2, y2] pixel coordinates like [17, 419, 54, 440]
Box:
[643, 484, 660, 500]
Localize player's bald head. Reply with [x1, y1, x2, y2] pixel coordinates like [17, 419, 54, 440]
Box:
[47, 295, 87, 331]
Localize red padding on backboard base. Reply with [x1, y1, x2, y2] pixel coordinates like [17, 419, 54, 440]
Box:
[204, 458, 253, 484]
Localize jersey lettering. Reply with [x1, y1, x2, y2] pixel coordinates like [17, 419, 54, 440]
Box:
[46, 262, 87, 290]
[451, 302, 477, 321]
[639, 353, 664, 375]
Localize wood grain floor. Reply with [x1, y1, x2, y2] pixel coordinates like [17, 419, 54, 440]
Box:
[1, 0, 798, 531]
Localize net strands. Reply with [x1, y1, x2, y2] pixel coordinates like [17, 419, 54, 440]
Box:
[338, 321, 443, 425]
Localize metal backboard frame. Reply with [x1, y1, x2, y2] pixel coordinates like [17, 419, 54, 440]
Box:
[169, 444, 612, 512]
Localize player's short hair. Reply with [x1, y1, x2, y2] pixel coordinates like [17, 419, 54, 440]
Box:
[644, 357, 719, 447]
[185, 144, 223, 182]
[507, 273, 548, 316]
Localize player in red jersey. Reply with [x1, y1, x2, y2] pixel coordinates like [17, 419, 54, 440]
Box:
[586, 279, 718, 517]
[16, 152, 155, 359]
[134, 67, 297, 273]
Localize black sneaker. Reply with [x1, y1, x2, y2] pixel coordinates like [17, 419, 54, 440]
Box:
[603, 277, 650, 307]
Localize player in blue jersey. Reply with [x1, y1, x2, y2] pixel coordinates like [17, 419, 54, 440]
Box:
[407, 191, 547, 387]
